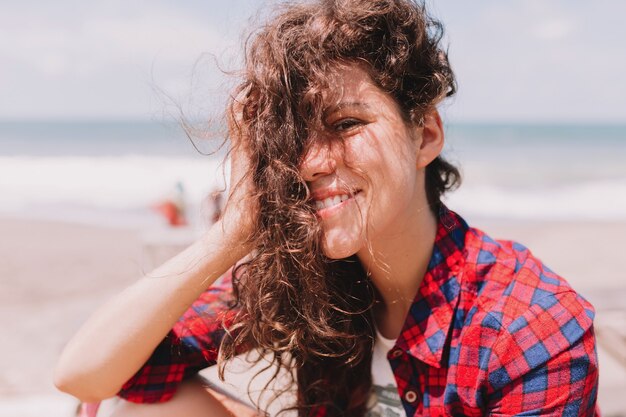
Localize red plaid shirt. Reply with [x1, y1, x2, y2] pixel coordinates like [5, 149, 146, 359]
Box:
[119, 207, 599, 416]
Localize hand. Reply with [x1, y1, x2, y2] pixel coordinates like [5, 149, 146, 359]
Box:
[218, 87, 258, 250]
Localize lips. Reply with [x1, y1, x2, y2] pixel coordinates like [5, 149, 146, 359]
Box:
[310, 189, 362, 213]
[314, 194, 351, 210]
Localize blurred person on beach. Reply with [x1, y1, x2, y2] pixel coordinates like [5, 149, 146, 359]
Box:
[152, 181, 188, 227]
[54, 1, 600, 416]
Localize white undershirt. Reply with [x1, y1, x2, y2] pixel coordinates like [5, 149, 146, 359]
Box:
[366, 330, 404, 417]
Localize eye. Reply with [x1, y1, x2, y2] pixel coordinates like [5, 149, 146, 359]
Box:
[332, 118, 364, 132]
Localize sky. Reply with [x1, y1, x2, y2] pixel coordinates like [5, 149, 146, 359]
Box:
[1, 0, 625, 123]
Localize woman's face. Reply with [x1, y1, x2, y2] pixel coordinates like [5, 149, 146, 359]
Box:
[300, 65, 434, 260]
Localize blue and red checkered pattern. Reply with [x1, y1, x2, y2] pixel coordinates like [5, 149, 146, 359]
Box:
[119, 207, 599, 416]
[118, 275, 241, 403]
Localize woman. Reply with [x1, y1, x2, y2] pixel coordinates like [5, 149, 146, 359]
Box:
[55, 1, 599, 416]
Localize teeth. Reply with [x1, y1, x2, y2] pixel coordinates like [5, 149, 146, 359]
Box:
[315, 194, 351, 210]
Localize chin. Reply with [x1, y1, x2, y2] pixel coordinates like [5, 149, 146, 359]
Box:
[321, 232, 363, 260]
[323, 247, 356, 260]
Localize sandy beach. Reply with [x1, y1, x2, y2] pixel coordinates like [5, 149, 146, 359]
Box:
[1, 216, 624, 416]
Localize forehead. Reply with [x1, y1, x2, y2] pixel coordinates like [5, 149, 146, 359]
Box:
[323, 64, 400, 113]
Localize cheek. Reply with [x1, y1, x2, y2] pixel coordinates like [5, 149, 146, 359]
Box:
[365, 156, 418, 230]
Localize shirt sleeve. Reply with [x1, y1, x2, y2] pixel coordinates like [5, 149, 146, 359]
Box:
[117, 270, 244, 403]
[485, 291, 599, 416]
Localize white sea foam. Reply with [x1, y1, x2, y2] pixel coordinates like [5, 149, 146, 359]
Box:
[2, 155, 626, 227]
[0, 155, 227, 227]
[446, 178, 626, 221]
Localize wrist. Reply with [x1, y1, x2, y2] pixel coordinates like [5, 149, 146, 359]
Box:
[205, 218, 254, 263]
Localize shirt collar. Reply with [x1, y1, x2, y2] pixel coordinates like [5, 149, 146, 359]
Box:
[394, 205, 468, 368]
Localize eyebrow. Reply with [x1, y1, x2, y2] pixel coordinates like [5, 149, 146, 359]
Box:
[328, 102, 372, 113]
[328, 101, 371, 111]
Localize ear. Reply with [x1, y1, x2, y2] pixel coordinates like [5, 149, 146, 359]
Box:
[415, 109, 444, 169]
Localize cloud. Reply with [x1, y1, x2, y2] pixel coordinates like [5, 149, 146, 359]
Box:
[436, 0, 626, 122]
[0, 4, 228, 78]
[0, 1, 242, 119]
[1, 1, 625, 121]
[531, 18, 577, 41]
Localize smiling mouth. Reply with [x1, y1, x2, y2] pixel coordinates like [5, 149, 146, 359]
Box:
[313, 190, 362, 211]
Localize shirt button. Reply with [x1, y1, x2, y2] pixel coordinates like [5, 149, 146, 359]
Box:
[390, 348, 403, 358]
[404, 390, 418, 403]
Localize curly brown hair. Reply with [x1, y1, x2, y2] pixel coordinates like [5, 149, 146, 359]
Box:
[217, 1, 460, 416]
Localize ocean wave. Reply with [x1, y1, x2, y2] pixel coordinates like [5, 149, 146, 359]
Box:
[445, 179, 626, 221]
[1, 156, 625, 225]
[0, 155, 224, 205]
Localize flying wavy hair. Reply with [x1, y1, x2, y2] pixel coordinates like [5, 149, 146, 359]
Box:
[216, 1, 460, 416]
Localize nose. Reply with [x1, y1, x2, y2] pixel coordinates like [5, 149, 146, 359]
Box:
[299, 140, 337, 181]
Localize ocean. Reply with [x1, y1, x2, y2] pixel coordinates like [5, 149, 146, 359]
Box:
[1, 121, 625, 228]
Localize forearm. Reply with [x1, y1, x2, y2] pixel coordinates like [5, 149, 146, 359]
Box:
[54, 220, 250, 402]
